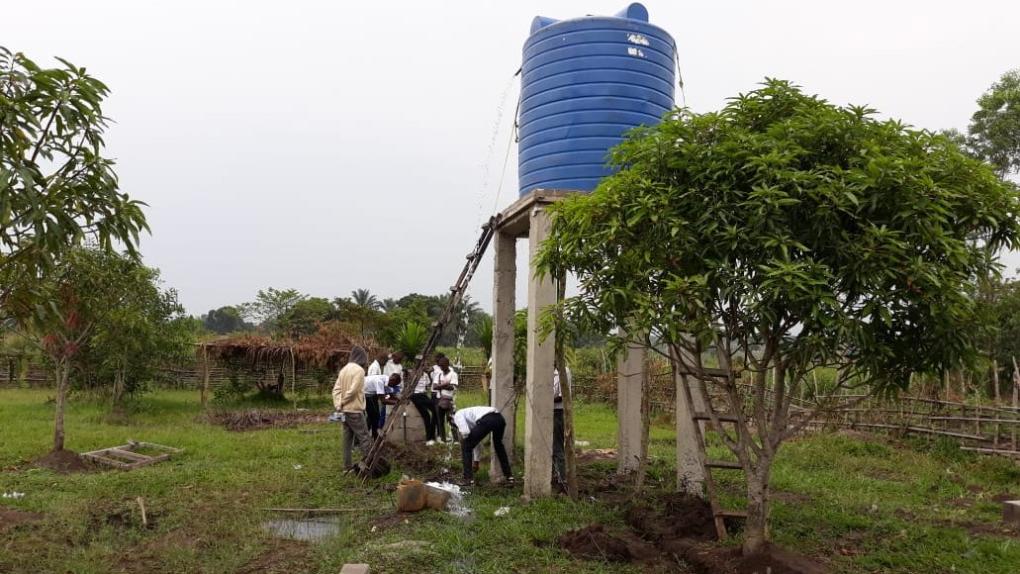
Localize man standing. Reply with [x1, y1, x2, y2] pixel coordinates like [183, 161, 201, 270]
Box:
[432, 355, 459, 443]
[333, 346, 373, 469]
[452, 405, 513, 486]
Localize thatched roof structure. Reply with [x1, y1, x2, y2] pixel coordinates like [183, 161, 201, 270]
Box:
[199, 323, 380, 371]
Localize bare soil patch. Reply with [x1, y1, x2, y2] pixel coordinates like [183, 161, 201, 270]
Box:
[626, 492, 717, 542]
[236, 539, 314, 574]
[35, 449, 91, 473]
[668, 540, 827, 574]
[558, 523, 658, 562]
[0, 508, 43, 534]
[205, 409, 326, 431]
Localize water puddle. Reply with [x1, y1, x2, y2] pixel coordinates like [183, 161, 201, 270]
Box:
[262, 516, 341, 541]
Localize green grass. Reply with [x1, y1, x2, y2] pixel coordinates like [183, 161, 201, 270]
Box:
[1, 389, 1019, 573]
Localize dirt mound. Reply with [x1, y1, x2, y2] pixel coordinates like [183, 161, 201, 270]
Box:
[382, 443, 445, 477]
[206, 409, 326, 431]
[626, 492, 717, 542]
[670, 540, 826, 574]
[558, 524, 657, 563]
[0, 509, 42, 534]
[35, 449, 90, 473]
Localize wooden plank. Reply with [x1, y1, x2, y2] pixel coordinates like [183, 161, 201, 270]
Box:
[106, 448, 151, 462]
[692, 412, 741, 422]
[705, 459, 743, 470]
[81, 454, 133, 470]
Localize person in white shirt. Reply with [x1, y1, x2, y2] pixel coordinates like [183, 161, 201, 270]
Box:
[367, 351, 387, 377]
[410, 359, 438, 444]
[379, 352, 403, 429]
[452, 405, 513, 485]
[363, 372, 388, 439]
[432, 355, 459, 442]
[553, 364, 573, 485]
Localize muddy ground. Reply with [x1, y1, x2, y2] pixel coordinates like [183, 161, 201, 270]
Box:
[559, 489, 826, 574]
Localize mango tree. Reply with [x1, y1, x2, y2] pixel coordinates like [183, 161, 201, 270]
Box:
[536, 79, 1020, 555]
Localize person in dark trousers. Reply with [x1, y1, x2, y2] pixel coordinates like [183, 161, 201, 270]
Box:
[332, 346, 373, 469]
[452, 405, 513, 485]
[410, 366, 437, 445]
[552, 363, 572, 487]
[432, 355, 458, 443]
[362, 372, 387, 439]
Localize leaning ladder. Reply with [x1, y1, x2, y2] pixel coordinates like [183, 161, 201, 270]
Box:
[361, 215, 499, 474]
[677, 367, 749, 539]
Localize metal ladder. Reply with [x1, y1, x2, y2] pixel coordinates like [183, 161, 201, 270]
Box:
[361, 215, 499, 474]
[677, 368, 749, 539]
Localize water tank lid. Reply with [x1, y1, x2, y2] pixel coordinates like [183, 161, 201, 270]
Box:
[530, 2, 650, 34]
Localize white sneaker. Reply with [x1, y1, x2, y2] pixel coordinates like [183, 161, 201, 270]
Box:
[426, 440, 436, 446]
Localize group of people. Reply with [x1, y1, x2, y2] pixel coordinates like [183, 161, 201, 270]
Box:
[331, 345, 515, 485]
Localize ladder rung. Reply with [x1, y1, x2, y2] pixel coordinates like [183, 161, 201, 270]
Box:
[716, 510, 748, 518]
[693, 412, 740, 422]
[705, 459, 743, 470]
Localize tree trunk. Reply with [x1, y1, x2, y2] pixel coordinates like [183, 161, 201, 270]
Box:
[992, 359, 1001, 404]
[112, 367, 125, 405]
[743, 463, 771, 556]
[53, 360, 69, 452]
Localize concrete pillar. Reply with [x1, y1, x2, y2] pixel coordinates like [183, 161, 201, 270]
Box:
[616, 339, 646, 474]
[523, 207, 556, 498]
[490, 230, 517, 481]
[673, 350, 705, 494]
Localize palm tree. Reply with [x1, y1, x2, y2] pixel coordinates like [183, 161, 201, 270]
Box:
[381, 298, 400, 313]
[351, 289, 381, 311]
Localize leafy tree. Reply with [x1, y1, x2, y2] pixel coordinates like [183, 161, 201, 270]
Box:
[278, 297, 334, 337]
[968, 70, 1020, 177]
[83, 268, 195, 404]
[202, 306, 252, 334]
[350, 288, 381, 311]
[0, 47, 148, 314]
[334, 296, 387, 338]
[19, 249, 163, 452]
[537, 80, 1020, 555]
[240, 288, 306, 331]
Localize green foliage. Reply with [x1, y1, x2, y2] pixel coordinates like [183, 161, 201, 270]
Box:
[201, 306, 252, 334]
[277, 297, 333, 337]
[476, 315, 493, 360]
[394, 321, 428, 359]
[968, 69, 1020, 177]
[0, 47, 148, 315]
[80, 262, 197, 400]
[239, 287, 306, 331]
[538, 78, 1020, 393]
[350, 288, 381, 311]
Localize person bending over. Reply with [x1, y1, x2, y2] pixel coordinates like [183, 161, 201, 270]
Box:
[452, 405, 513, 486]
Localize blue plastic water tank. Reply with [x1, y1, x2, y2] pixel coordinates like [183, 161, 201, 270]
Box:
[518, 3, 676, 196]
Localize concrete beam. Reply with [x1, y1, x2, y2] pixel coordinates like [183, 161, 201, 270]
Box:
[616, 339, 646, 474]
[523, 206, 556, 498]
[673, 348, 706, 494]
[490, 230, 517, 481]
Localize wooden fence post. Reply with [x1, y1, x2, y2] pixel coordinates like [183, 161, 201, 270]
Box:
[201, 345, 210, 408]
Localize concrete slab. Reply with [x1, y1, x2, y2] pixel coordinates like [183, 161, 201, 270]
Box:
[340, 565, 369, 574]
[1004, 500, 1020, 526]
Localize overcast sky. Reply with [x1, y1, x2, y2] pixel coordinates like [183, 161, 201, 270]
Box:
[5, 1, 1018, 314]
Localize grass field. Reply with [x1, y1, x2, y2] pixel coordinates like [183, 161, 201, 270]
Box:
[1, 388, 1019, 573]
